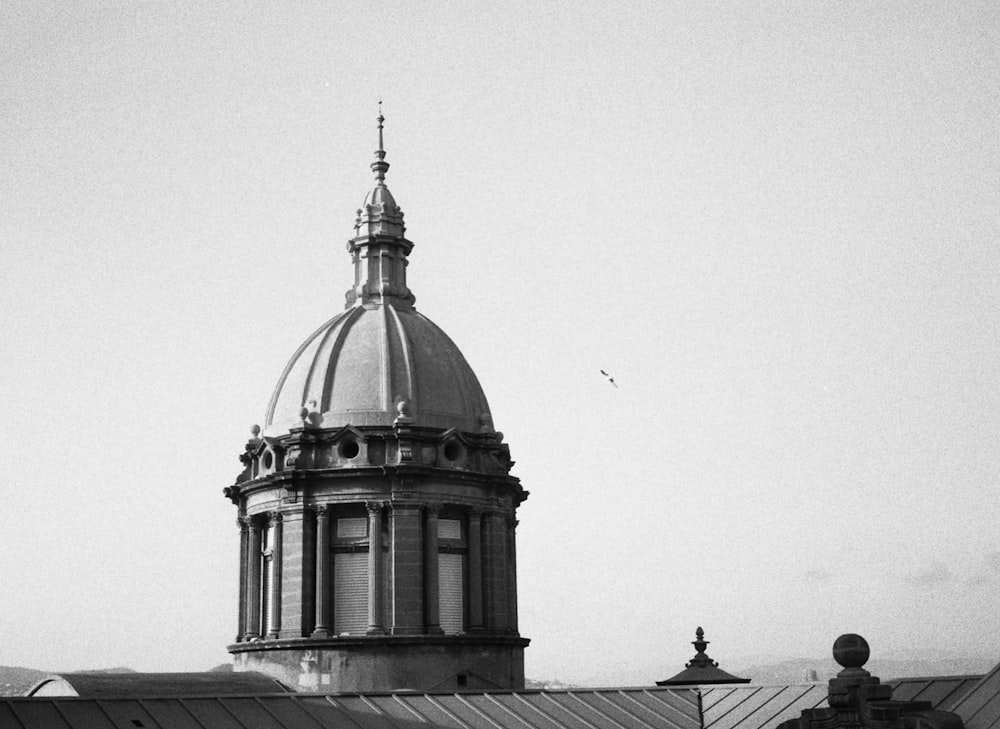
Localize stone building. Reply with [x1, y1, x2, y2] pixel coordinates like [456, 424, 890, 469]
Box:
[223, 113, 529, 692]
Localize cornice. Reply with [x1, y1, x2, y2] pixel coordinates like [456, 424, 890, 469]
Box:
[228, 634, 530, 654]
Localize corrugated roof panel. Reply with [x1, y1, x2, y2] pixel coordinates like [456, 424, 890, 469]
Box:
[218, 697, 290, 729]
[328, 696, 402, 729]
[702, 686, 765, 727]
[46, 701, 118, 729]
[702, 685, 829, 729]
[617, 689, 701, 729]
[512, 693, 595, 729]
[429, 694, 508, 729]
[706, 686, 787, 729]
[952, 665, 1000, 729]
[296, 696, 377, 729]
[389, 695, 467, 729]
[364, 695, 433, 727]
[97, 699, 164, 729]
[179, 697, 254, 729]
[731, 685, 825, 729]
[0, 703, 25, 729]
[459, 694, 538, 729]
[139, 698, 206, 729]
[575, 692, 668, 729]
[699, 687, 744, 713]
[544, 692, 627, 729]
[887, 677, 981, 711]
[598, 690, 698, 729]
[258, 696, 335, 728]
[8, 700, 74, 729]
[491, 692, 580, 729]
[968, 691, 1000, 729]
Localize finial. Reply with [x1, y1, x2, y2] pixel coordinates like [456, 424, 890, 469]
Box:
[832, 634, 870, 672]
[372, 101, 388, 183]
[692, 627, 709, 654]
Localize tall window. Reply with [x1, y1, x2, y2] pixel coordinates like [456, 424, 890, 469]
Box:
[438, 517, 466, 634]
[333, 516, 368, 634]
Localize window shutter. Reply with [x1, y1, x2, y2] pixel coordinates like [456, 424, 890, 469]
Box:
[334, 552, 368, 634]
[439, 553, 464, 635]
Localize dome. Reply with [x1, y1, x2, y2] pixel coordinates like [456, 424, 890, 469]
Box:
[264, 302, 493, 435]
[263, 110, 492, 436]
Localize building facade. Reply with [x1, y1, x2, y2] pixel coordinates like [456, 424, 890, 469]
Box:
[224, 114, 529, 692]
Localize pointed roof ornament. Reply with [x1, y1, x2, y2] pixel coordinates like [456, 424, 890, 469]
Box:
[372, 100, 389, 184]
[655, 627, 751, 686]
[345, 105, 415, 308]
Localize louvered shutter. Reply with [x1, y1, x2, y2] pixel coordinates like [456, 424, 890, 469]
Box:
[439, 553, 464, 634]
[334, 552, 368, 634]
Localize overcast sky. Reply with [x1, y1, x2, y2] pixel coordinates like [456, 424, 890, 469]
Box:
[2, 1, 998, 685]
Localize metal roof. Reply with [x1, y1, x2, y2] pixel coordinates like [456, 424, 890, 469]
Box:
[888, 675, 984, 711]
[699, 676, 983, 729]
[950, 664, 1000, 729]
[27, 672, 291, 697]
[0, 687, 701, 729]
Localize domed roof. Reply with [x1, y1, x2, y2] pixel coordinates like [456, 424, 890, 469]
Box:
[264, 302, 493, 434]
[264, 110, 493, 436]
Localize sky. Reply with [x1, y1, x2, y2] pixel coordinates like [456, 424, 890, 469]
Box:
[1, 1, 998, 686]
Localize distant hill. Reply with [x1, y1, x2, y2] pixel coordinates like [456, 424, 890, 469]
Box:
[525, 678, 580, 690]
[0, 666, 48, 697]
[730, 656, 997, 685]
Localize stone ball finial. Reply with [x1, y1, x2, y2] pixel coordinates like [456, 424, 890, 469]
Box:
[833, 634, 870, 669]
[394, 398, 413, 424]
[250, 424, 261, 437]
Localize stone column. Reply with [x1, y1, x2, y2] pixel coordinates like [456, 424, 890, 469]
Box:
[267, 512, 283, 638]
[468, 508, 483, 631]
[366, 501, 385, 634]
[312, 505, 331, 636]
[508, 516, 519, 633]
[245, 516, 262, 639]
[423, 503, 442, 634]
[237, 517, 249, 642]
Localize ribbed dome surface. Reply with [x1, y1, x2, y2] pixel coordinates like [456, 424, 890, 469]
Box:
[265, 302, 492, 434]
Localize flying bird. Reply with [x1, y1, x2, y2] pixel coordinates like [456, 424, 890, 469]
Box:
[600, 369, 618, 388]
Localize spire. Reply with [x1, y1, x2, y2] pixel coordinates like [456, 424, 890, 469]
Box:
[372, 100, 389, 183]
[345, 106, 415, 309]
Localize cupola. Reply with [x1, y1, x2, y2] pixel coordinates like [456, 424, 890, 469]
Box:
[225, 110, 528, 694]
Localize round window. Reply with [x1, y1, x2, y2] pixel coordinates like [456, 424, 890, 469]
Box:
[340, 439, 360, 459]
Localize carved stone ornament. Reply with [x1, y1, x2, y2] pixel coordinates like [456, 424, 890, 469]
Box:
[776, 634, 964, 729]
